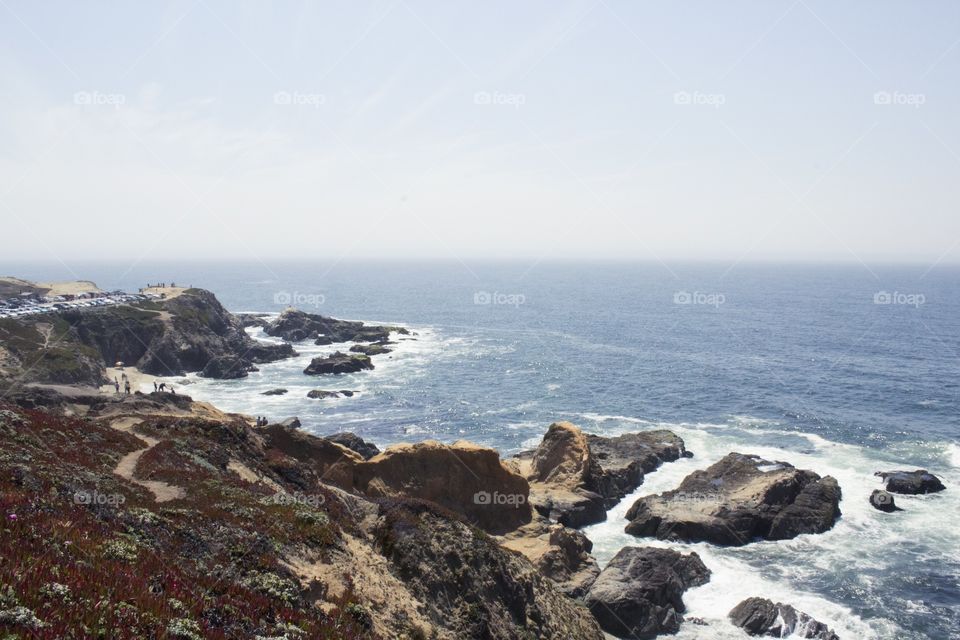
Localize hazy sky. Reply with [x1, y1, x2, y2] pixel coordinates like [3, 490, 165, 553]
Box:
[1, 1, 959, 267]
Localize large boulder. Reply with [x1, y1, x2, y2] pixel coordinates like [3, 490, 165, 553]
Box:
[869, 489, 903, 512]
[875, 470, 945, 495]
[584, 546, 710, 639]
[729, 597, 839, 639]
[354, 440, 532, 535]
[303, 352, 373, 375]
[625, 453, 841, 545]
[200, 354, 251, 379]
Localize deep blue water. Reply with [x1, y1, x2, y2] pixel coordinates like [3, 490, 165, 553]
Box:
[4, 260, 959, 639]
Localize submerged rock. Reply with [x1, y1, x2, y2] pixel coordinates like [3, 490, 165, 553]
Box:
[625, 453, 841, 545]
[306, 389, 340, 399]
[729, 597, 839, 639]
[349, 342, 393, 355]
[303, 352, 373, 375]
[869, 489, 903, 512]
[261, 388, 288, 396]
[584, 546, 710, 639]
[875, 470, 945, 495]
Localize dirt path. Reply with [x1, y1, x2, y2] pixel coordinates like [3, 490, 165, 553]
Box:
[111, 417, 186, 502]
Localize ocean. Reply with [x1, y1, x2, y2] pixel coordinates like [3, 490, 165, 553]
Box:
[6, 260, 959, 639]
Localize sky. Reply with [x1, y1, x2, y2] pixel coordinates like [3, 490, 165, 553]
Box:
[1, 1, 959, 267]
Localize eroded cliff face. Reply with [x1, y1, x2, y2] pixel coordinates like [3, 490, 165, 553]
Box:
[0, 288, 296, 388]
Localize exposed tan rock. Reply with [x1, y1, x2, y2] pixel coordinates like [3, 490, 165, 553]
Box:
[259, 422, 362, 491]
[353, 439, 532, 535]
[501, 521, 600, 598]
[520, 422, 691, 528]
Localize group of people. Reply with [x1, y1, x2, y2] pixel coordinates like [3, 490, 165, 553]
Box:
[255, 416, 269, 426]
[113, 374, 131, 395]
[113, 374, 175, 395]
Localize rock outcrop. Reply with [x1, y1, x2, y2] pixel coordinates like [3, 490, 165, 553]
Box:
[517, 422, 690, 528]
[264, 308, 403, 344]
[374, 499, 605, 639]
[869, 489, 903, 512]
[201, 354, 254, 379]
[729, 597, 839, 639]
[354, 440, 532, 535]
[875, 470, 945, 495]
[501, 522, 600, 598]
[585, 431, 690, 506]
[523, 422, 607, 528]
[349, 342, 393, 355]
[323, 432, 380, 460]
[0, 288, 299, 387]
[584, 546, 710, 639]
[261, 388, 288, 396]
[303, 352, 373, 375]
[259, 422, 361, 490]
[133, 289, 295, 377]
[625, 453, 841, 545]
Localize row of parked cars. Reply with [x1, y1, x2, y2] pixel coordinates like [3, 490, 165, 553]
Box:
[0, 291, 159, 320]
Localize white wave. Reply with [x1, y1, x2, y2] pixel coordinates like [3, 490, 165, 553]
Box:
[945, 443, 960, 469]
[582, 417, 957, 640]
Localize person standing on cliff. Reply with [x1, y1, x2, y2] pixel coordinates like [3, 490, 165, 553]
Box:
[124, 380, 131, 395]
[114, 378, 120, 393]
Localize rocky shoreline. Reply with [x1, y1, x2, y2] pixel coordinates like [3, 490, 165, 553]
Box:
[0, 282, 948, 639]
